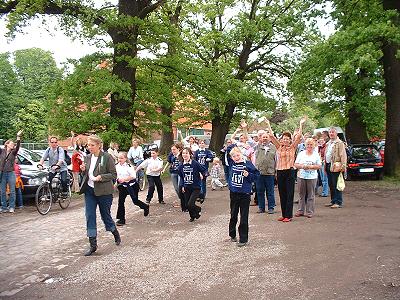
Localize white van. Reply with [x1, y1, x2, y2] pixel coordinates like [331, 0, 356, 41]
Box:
[314, 127, 347, 143]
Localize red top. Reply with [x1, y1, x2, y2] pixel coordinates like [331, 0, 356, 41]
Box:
[14, 163, 21, 177]
[71, 152, 83, 172]
[318, 143, 327, 162]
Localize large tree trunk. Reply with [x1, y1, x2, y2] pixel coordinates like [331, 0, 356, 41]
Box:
[159, 1, 183, 155]
[345, 106, 369, 144]
[344, 76, 369, 144]
[209, 103, 235, 152]
[159, 106, 174, 155]
[382, 0, 400, 177]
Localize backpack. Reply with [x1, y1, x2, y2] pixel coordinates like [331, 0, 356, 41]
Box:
[45, 146, 71, 165]
[62, 148, 72, 165]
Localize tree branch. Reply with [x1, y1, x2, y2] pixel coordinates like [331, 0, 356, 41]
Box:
[0, 1, 18, 14]
[139, 0, 166, 19]
[0, 0, 105, 26]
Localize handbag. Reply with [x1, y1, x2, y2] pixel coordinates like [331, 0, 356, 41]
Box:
[337, 173, 345, 191]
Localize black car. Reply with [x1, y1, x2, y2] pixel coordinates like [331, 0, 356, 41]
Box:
[142, 143, 159, 160]
[347, 144, 384, 180]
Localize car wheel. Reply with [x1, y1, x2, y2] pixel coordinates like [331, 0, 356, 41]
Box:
[376, 173, 383, 180]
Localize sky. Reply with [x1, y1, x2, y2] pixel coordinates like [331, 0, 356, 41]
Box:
[0, 3, 335, 69]
[0, 16, 107, 67]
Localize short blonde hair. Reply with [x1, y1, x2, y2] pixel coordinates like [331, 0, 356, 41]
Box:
[118, 151, 128, 159]
[87, 135, 103, 146]
[213, 157, 220, 163]
[230, 146, 243, 158]
[305, 137, 315, 147]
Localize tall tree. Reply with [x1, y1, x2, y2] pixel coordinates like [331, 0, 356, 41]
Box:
[13, 48, 62, 101]
[382, 0, 400, 177]
[1, 0, 166, 145]
[288, 3, 386, 142]
[182, 0, 319, 151]
[0, 52, 20, 139]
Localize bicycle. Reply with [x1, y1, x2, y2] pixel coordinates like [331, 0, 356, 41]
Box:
[35, 165, 72, 215]
[133, 160, 146, 191]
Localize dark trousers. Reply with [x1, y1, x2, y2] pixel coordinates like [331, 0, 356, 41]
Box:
[326, 163, 343, 205]
[184, 187, 201, 219]
[146, 175, 164, 202]
[277, 169, 296, 219]
[229, 192, 251, 243]
[179, 189, 187, 212]
[116, 183, 147, 222]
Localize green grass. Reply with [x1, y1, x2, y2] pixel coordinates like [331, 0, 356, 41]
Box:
[372, 176, 400, 189]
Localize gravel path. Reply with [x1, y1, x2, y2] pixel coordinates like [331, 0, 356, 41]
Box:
[1, 180, 400, 299]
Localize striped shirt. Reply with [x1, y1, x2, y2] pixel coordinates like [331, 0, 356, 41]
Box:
[276, 145, 297, 170]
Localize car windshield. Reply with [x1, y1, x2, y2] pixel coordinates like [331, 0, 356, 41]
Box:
[351, 146, 380, 159]
[19, 148, 42, 162]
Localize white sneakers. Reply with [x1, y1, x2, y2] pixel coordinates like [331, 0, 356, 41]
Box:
[9, 208, 15, 213]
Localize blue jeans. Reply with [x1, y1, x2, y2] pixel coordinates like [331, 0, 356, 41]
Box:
[170, 173, 180, 196]
[84, 187, 116, 237]
[256, 175, 275, 211]
[318, 162, 329, 196]
[133, 160, 144, 180]
[326, 164, 343, 206]
[1, 171, 16, 210]
[199, 177, 207, 199]
[16, 187, 23, 207]
[223, 165, 230, 184]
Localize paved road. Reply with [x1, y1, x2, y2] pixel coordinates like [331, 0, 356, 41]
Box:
[1, 180, 399, 299]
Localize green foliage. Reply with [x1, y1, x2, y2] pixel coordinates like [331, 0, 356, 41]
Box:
[13, 100, 48, 141]
[0, 52, 21, 139]
[13, 48, 62, 101]
[181, 0, 321, 130]
[47, 53, 131, 143]
[0, 48, 61, 140]
[288, 0, 394, 139]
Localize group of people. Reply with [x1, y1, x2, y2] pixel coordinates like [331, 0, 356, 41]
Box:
[0, 117, 347, 253]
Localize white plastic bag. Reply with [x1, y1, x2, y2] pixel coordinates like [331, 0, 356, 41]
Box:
[337, 173, 345, 191]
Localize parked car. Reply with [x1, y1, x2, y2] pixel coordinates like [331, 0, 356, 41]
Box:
[347, 144, 384, 180]
[31, 149, 46, 157]
[142, 143, 159, 160]
[375, 140, 385, 164]
[314, 127, 347, 143]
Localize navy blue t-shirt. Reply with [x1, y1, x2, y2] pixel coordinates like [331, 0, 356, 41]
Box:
[178, 160, 207, 189]
[167, 152, 181, 174]
[193, 148, 214, 170]
[228, 160, 260, 194]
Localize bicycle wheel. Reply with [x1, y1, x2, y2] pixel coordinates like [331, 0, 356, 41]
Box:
[35, 184, 52, 215]
[138, 173, 146, 191]
[59, 185, 71, 209]
[68, 170, 73, 188]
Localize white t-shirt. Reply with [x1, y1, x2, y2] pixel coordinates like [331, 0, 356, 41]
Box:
[116, 162, 136, 181]
[325, 141, 335, 163]
[137, 157, 163, 176]
[295, 150, 321, 179]
[88, 155, 99, 188]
